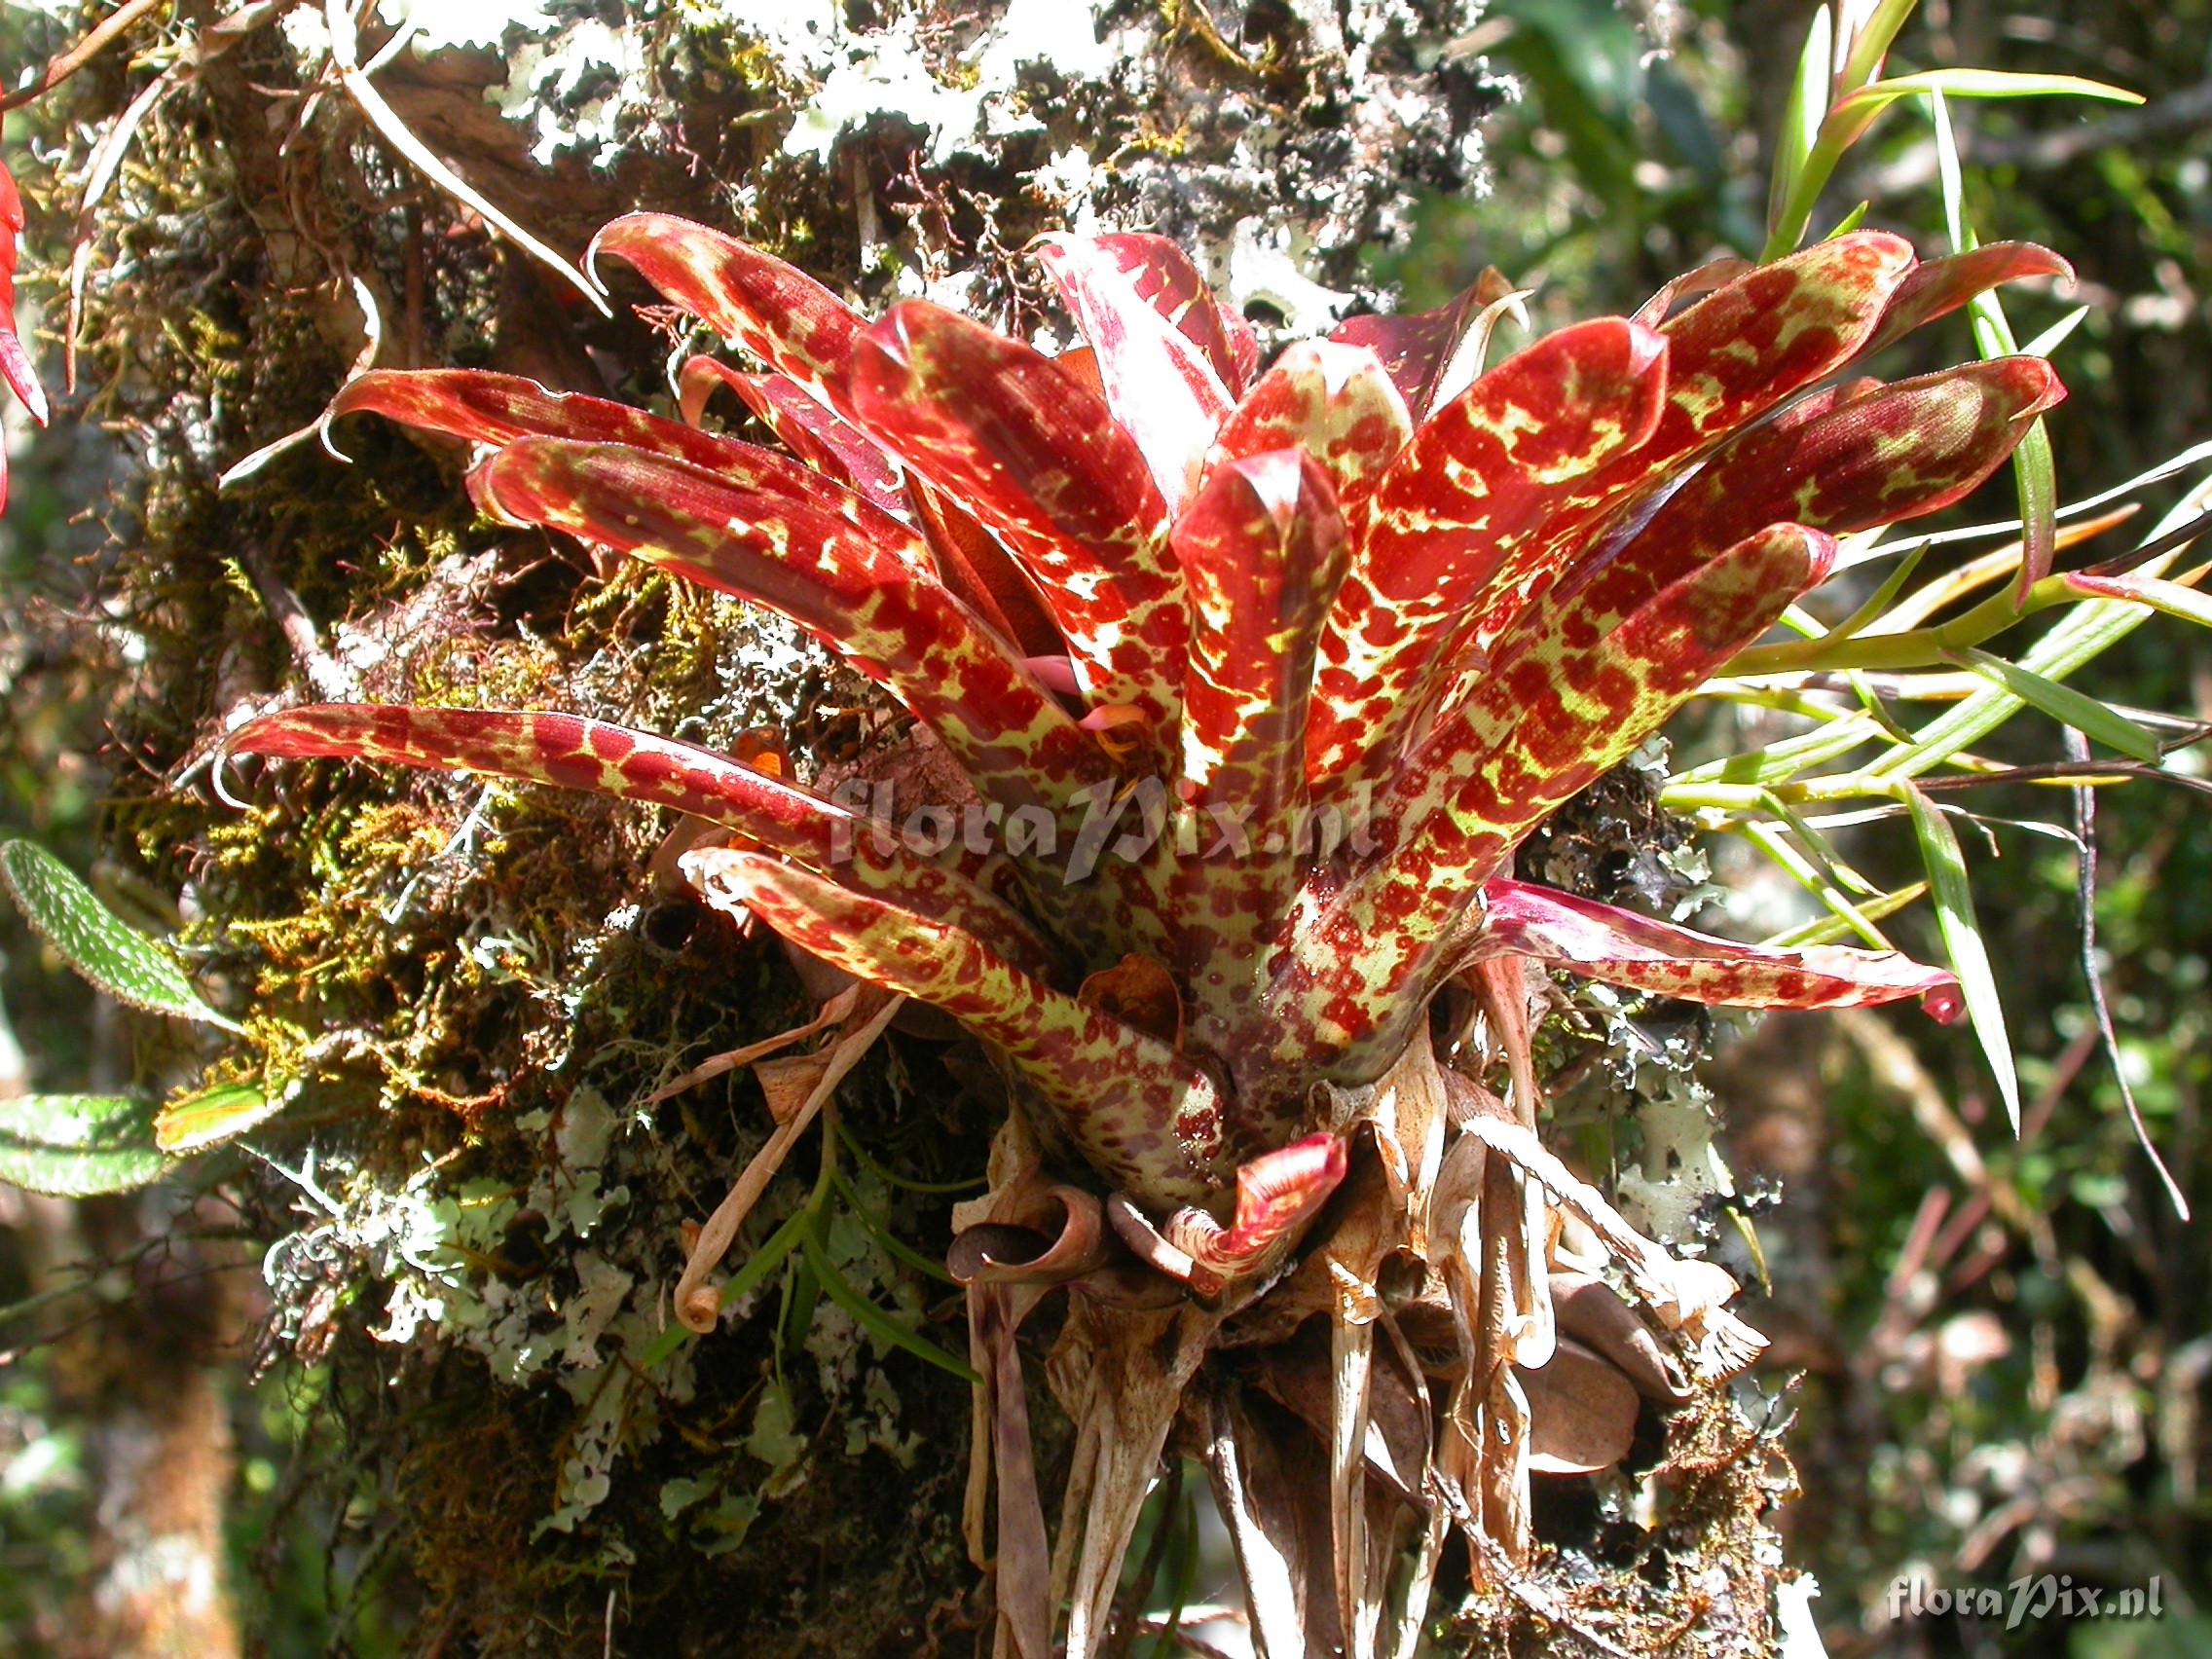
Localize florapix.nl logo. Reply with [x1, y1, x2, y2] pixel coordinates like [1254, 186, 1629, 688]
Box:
[822, 775, 1383, 883]
[1885, 1572, 2166, 1633]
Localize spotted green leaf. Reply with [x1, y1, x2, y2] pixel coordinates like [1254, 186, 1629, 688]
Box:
[0, 1093, 167, 1196]
[0, 840, 240, 1032]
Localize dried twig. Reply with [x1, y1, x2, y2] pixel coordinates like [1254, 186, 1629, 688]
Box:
[3, 0, 173, 112]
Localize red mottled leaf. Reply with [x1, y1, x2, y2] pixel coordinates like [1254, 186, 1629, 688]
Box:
[849, 301, 1183, 738]
[1631, 256, 1752, 327]
[677, 357, 906, 514]
[1394, 521, 1837, 882]
[324, 369, 904, 535]
[1, 155, 49, 494]
[591, 214, 866, 418]
[1526, 356, 2064, 655]
[1307, 318, 1670, 793]
[699, 852, 1232, 1207]
[1169, 450, 1350, 1061]
[1221, 309, 1262, 391]
[1856, 241, 2074, 362]
[470, 438, 1113, 828]
[0, 275, 41, 428]
[229, 705, 1051, 970]
[1473, 878, 1959, 1013]
[1408, 232, 1924, 739]
[1206, 339, 1413, 508]
[905, 477, 1067, 662]
[1033, 234, 1234, 514]
[1167, 1132, 1348, 1284]
[1269, 524, 1837, 1091]
[1329, 265, 1520, 415]
[1084, 232, 1246, 394]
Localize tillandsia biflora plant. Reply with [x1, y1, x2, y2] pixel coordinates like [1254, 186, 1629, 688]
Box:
[216, 196, 2096, 1653]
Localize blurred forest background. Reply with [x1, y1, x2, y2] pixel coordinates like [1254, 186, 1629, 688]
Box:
[1, 0, 2207, 1654]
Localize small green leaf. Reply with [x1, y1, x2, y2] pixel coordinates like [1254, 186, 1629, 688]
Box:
[1740, 819, 1892, 949]
[830, 1169, 961, 1285]
[1766, 5, 1834, 243]
[1763, 881, 1930, 948]
[745, 1378, 811, 1473]
[1668, 715, 1884, 790]
[156, 1080, 288, 1154]
[1821, 201, 1872, 240]
[0, 841, 241, 1032]
[0, 1094, 168, 1196]
[804, 1214, 978, 1384]
[658, 1476, 712, 1521]
[2019, 305, 2090, 360]
[1899, 784, 2020, 1131]
[1833, 0, 1918, 95]
[1945, 647, 2160, 760]
[1869, 487, 2209, 781]
[2071, 572, 2212, 630]
[1766, 66, 2137, 261]
[1825, 545, 1931, 645]
[1836, 68, 2143, 110]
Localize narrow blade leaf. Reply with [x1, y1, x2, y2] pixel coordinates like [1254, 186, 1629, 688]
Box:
[1085, 232, 1247, 393]
[1945, 648, 2160, 761]
[849, 302, 1183, 739]
[470, 438, 1114, 827]
[1276, 524, 1839, 1090]
[1309, 317, 1671, 793]
[1329, 265, 1522, 414]
[1555, 356, 2063, 638]
[1205, 338, 1413, 508]
[678, 359, 906, 514]
[1899, 782, 2020, 1130]
[1418, 233, 1923, 743]
[1033, 234, 1234, 514]
[229, 705, 1054, 969]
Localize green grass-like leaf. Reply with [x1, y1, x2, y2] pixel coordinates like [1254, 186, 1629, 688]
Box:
[0, 840, 241, 1032]
[1899, 784, 2020, 1131]
[1764, 56, 2138, 260]
[1945, 647, 2160, 761]
[1931, 91, 2061, 599]
[1867, 488, 2212, 780]
[1834, 0, 1918, 95]
[1839, 68, 2142, 110]
[1763, 881, 1931, 948]
[803, 1210, 978, 1383]
[1767, 5, 1834, 241]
